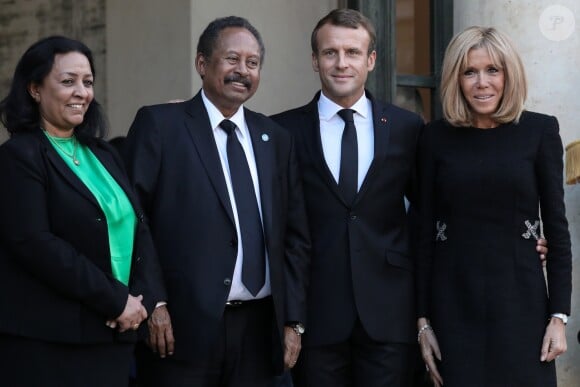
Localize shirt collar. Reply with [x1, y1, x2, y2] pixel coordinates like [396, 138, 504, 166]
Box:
[317, 91, 370, 122]
[201, 89, 246, 137]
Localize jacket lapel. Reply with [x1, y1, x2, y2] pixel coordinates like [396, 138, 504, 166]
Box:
[356, 91, 391, 202]
[301, 93, 347, 205]
[183, 93, 235, 224]
[43, 131, 145, 214]
[89, 142, 143, 214]
[245, 110, 274, 245]
[41, 133, 100, 208]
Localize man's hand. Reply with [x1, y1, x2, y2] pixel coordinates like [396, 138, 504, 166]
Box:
[537, 238, 548, 267]
[283, 326, 301, 369]
[146, 305, 175, 358]
[114, 294, 148, 332]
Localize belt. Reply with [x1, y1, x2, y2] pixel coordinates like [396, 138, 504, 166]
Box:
[225, 296, 272, 308]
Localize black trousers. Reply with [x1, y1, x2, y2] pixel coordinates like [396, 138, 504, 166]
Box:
[0, 333, 133, 387]
[137, 297, 275, 387]
[292, 318, 415, 387]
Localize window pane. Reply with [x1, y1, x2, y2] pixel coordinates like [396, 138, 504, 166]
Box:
[395, 86, 429, 122]
[396, 0, 432, 121]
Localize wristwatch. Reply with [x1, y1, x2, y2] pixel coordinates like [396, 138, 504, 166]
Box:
[551, 313, 568, 325]
[288, 322, 305, 336]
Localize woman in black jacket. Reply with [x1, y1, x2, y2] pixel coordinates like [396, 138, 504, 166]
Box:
[0, 36, 166, 387]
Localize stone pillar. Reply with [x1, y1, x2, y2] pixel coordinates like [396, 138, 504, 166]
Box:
[455, 2, 580, 386]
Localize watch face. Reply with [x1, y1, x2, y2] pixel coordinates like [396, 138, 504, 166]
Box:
[291, 323, 305, 335]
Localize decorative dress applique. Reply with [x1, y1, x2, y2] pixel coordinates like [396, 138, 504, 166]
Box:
[521, 220, 540, 240]
[435, 221, 447, 242]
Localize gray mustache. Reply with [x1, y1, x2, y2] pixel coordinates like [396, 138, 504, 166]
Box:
[225, 75, 251, 88]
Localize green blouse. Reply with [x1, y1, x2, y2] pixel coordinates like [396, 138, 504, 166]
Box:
[44, 132, 136, 285]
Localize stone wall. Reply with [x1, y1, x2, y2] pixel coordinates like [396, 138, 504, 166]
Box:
[0, 0, 106, 140]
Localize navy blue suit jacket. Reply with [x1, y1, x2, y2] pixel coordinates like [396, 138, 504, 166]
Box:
[272, 91, 423, 346]
[123, 91, 311, 368]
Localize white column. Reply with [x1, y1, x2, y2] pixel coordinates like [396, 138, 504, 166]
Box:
[456, 2, 580, 386]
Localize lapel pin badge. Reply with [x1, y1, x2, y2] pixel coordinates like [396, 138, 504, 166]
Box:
[380, 117, 387, 123]
[261, 133, 269, 142]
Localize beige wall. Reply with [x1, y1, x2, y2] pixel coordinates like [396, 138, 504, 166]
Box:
[455, 1, 580, 386]
[106, 0, 338, 137]
[106, 0, 193, 137]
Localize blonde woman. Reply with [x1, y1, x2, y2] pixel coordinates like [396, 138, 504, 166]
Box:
[416, 26, 571, 387]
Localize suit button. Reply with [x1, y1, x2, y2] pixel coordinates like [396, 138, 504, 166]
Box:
[136, 256, 142, 262]
[96, 217, 103, 222]
[349, 214, 357, 220]
[229, 239, 237, 247]
[224, 278, 232, 286]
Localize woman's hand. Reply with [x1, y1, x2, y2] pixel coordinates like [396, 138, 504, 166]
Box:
[114, 294, 148, 332]
[540, 317, 567, 362]
[418, 317, 444, 387]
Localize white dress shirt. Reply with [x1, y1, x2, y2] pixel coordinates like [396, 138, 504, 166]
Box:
[318, 91, 374, 190]
[201, 90, 271, 300]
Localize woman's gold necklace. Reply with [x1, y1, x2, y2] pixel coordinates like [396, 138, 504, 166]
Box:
[44, 129, 80, 166]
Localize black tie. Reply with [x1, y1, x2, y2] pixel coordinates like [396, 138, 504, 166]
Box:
[337, 109, 358, 204]
[220, 119, 265, 296]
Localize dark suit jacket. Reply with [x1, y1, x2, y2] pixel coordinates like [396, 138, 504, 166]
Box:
[122, 91, 310, 368]
[271, 91, 424, 346]
[0, 130, 166, 344]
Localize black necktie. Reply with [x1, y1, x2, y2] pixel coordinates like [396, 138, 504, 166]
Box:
[220, 119, 265, 296]
[337, 109, 358, 204]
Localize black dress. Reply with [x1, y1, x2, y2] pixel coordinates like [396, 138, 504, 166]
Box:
[416, 111, 572, 387]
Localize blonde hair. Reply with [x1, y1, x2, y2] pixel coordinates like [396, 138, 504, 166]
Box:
[440, 26, 527, 127]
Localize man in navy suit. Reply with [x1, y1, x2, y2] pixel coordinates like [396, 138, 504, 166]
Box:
[272, 9, 424, 387]
[123, 16, 310, 387]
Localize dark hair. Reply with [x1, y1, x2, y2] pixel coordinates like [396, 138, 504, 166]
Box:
[197, 16, 265, 67]
[0, 36, 108, 143]
[311, 8, 376, 55]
